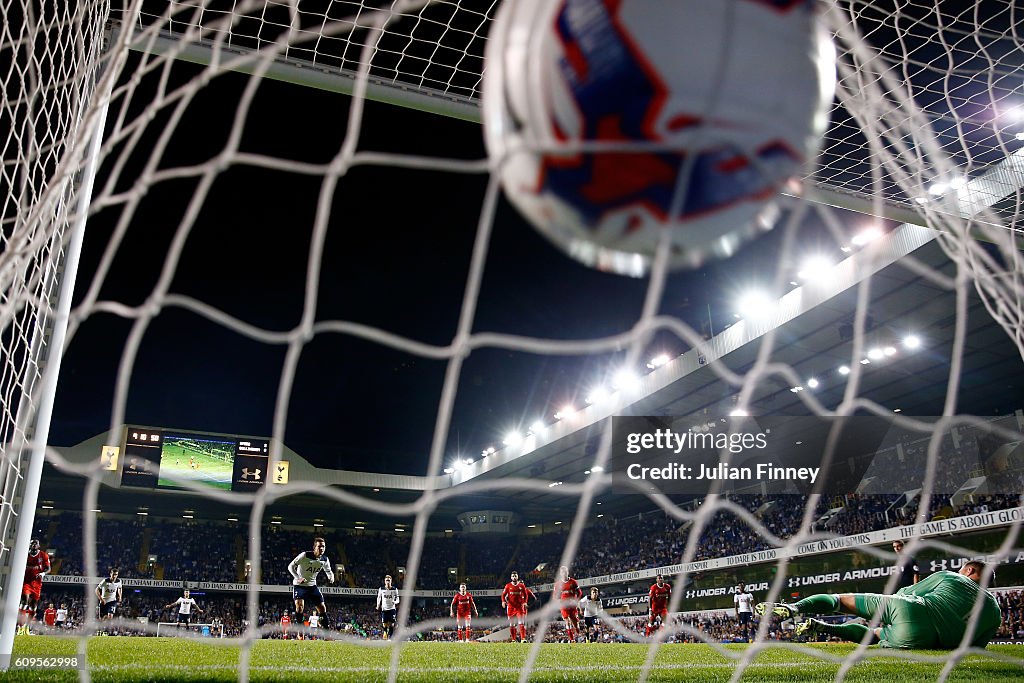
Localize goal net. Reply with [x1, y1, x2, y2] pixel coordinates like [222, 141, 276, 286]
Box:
[2, 0, 1023, 680]
[155, 621, 224, 638]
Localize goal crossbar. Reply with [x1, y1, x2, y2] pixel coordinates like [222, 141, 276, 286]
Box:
[117, 22, 480, 122]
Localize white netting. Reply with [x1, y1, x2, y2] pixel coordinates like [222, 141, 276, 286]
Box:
[155, 621, 224, 637]
[0, 0, 110, 660]
[2, 0, 1024, 681]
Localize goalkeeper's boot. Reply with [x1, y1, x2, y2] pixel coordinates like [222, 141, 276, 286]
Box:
[795, 619, 822, 638]
[754, 602, 798, 619]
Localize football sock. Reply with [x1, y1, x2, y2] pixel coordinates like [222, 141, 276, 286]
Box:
[820, 621, 878, 644]
[794, 595, 840, 614]
[518, 624, 526, 641]
[645, 623, 652, 637]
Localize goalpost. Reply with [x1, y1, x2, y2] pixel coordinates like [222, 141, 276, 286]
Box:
[0, 0, 115, 661]
[2, 0, 1023, 680]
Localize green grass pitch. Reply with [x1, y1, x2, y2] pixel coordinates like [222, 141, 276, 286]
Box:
[9, 636, 1024, 682]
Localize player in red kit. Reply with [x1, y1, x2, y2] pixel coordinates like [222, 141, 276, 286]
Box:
[43, 603, 57, 631]
[19, 539, 50, 634]
[449, 582, 478, 642]
[501, 571, 536, 642]
[554, 566, 583, 642]
[280, 613, 291, 640]
[646, 574, 671, 637]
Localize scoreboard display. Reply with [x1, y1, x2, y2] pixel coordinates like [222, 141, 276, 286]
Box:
[120, 427, 270, 492]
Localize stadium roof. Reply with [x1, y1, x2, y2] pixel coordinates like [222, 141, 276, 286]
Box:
[44, 216, 1024, 530]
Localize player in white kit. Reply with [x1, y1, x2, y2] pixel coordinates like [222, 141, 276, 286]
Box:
[96, 568, 122, 620]
[165, 589, 204, 628]
[579, 587, 604, 642]
[376, 574, 400, 639]
[734, 582, 755, 641]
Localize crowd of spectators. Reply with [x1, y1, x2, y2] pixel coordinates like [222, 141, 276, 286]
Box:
[996, 590, 1024, 640]
[47, 514, 150, 578]
[150, 520, 239, 583]
[35, 488, 1023, 592]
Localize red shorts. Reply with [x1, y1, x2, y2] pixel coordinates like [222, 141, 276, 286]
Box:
[650, 607, 668, 620]
[455, 611, 472, 621]
[506, 605, 526, 619]
[560, 607, 579, 621]
[21, 580, 41, 601]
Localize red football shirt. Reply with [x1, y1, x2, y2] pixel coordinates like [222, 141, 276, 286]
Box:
[24, 550, 50, 584]
[649, 582, 671, 611]
[43, 607, 56, 626]
[502, 582, 534, 609]
[556, 578, 582, 602]
[451, 592, 475, 617]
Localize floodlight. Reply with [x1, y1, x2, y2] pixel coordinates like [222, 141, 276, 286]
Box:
[647, 354, 669, 369]
[735, 290, 774, 319]
[851, 227, 882, 245]
[612, 370, 640, 392]
[797, 256, 833, 282]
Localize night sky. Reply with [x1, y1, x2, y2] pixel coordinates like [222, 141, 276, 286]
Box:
[46, 50, 823, 476]
[65, 0, 1002, 486]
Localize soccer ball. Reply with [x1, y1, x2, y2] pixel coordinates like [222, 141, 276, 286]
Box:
[482, 0, 836, 276]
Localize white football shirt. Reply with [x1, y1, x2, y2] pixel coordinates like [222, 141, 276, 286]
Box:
[288, 551, 334, 586]
[579, 596, 603, 618]
[173, 597, 199, 615]
[97, 578, 122, 603]
[377, 587, 400, 611]
[308, 613, 320, 628]
[734, 591, 754, 613]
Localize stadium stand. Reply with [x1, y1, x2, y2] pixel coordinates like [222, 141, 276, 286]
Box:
[39, 490, 1023, 589]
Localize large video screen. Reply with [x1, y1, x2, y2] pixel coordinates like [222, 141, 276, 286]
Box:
[157, 434, 236, 491]
[120, 427, 269, 493]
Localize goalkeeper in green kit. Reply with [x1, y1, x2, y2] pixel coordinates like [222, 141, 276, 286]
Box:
[756, 561, 1001, 648]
